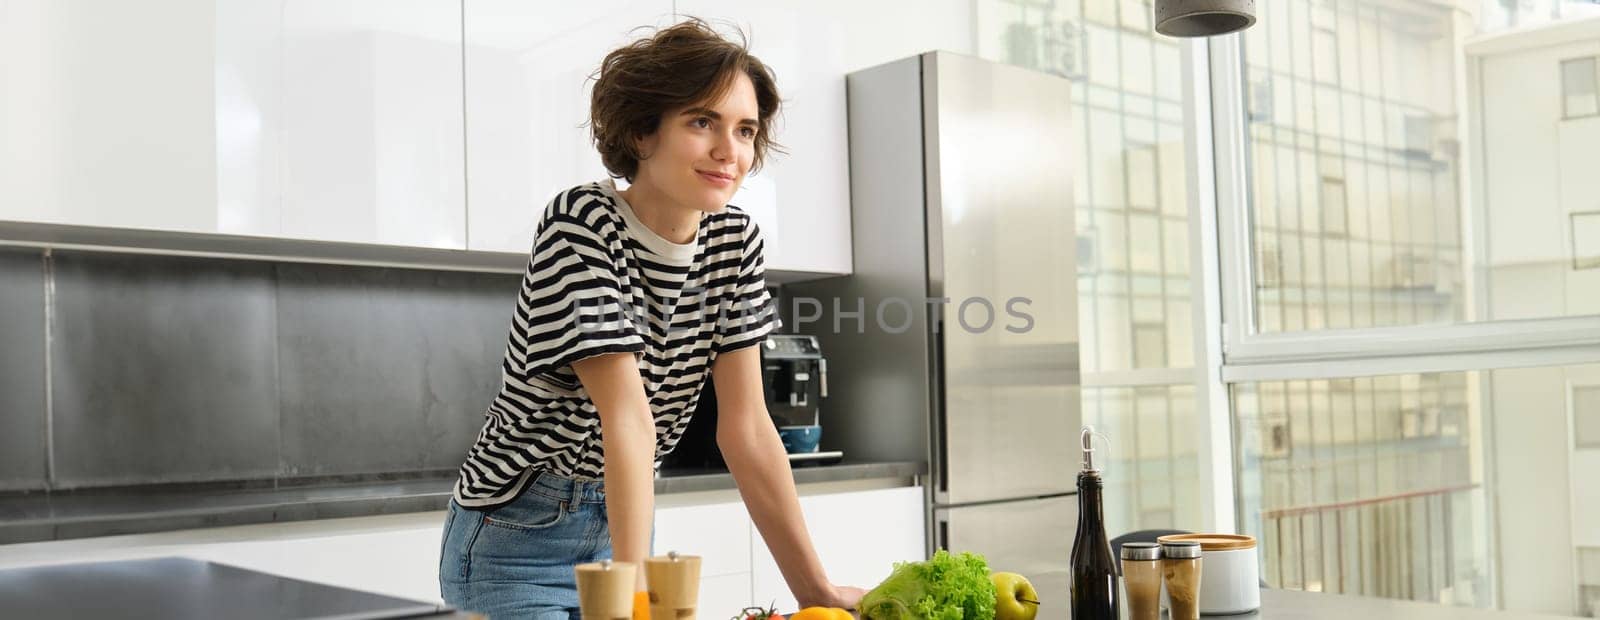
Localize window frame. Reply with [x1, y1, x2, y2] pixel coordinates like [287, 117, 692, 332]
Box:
[1207, 36, 1600, 385]
[1203, 15, 1600, 610]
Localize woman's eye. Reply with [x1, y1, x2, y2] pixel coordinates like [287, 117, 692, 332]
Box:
[693, 117, 711, 128]
[740, 127, 756, 138]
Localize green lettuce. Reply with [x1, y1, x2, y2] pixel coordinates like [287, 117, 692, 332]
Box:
[858, 550, 996, 620]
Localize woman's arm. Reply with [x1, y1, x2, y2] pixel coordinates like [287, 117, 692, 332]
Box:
[572, 352, 657, 589]
[712, 346, 866, 609]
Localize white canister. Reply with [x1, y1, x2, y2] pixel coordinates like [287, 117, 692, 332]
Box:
[1157, 534, 1260, 615]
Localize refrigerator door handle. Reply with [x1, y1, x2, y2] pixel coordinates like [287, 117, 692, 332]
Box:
[931, 319, 949, 499]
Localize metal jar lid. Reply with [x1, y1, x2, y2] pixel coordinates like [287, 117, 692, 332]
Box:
[1161, 540, 1203, 559]
[1121, 542, 1161, 561]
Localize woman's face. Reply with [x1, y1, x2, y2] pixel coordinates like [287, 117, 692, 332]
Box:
[634, 72, 760, 213]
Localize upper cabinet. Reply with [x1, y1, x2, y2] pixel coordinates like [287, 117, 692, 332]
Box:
[2, 0, 222, 234]
[461, 1, 673, 254]
[464, 1, 981, 275]
[671, 0, 976, 275]
[0, 1, 977, 273]
[460, 1, 790, 264]
[1, 0, 467, 249]
[272, 0, 467, 248]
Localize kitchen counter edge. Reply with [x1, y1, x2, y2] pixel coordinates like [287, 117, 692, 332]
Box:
[0, 460, 923, 545]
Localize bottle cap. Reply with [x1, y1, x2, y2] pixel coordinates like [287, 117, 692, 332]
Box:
[1080, 426, 1098, 472]
[1121, 542, 1161, 561]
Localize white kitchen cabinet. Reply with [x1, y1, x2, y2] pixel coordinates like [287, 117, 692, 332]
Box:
[4, 2, 963, 268]
[654, 500, 754, 578]
[214, 0, 285, 236]
[461, 2, 912, 275]
[655, 499, 755, 612]
[655, 485, 923, 614]
[276, 0, 466, 248]
[1, 1, 467, 249]
[461, 1, 674, 254]
[666, 1, 976, 275]
[1, 0, 221, 233]
[701, 573, 756, 617]
[751, 485, 926, 611]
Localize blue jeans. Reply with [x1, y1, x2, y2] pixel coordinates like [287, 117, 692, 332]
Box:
[439, 471, 611, 620]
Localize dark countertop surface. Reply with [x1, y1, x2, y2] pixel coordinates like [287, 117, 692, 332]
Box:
[0, 556, 469, 619]
[0, 460, 922, 545]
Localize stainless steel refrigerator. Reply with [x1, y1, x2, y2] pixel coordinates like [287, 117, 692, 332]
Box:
[794, 51, 1081, 617]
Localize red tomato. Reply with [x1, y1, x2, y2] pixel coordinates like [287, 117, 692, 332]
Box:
[736, 604, 783, 620]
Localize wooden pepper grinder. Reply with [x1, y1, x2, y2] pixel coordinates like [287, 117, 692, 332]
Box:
[576, 560, 638, 620]
[644, 551, 702, 620]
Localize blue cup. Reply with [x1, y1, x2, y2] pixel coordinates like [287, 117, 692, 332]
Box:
[777, 425, 822, 454]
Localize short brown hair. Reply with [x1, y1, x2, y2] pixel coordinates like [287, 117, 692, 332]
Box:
[589, 18, 783, 182]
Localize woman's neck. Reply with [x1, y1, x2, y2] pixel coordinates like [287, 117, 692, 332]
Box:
[617, 178, 700, 245]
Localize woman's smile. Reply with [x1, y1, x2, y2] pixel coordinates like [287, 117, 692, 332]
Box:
[696, 169, 736, 187]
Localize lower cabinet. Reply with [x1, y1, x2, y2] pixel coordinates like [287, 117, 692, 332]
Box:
[751, 486, 926, 612]
[699, 573, 756, 616]
[653, 500, 753, 578]
[654, 484, 925, 615]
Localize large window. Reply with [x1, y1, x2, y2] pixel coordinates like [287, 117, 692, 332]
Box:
[1240, 0, 1600, 334]
[1242, 0, 1465, 332]
[1233, 372, 1489, 603]
[1086, 384, 1199, 531]
[1222, 0, 1600, 615]
[959, 0, 1600, 613]
[976, 0, 1202, 535]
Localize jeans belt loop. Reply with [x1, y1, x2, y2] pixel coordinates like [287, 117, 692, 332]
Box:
[569, 477, 582, 512]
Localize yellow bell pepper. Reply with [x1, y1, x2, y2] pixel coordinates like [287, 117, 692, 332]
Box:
[788, 607, 851, 620]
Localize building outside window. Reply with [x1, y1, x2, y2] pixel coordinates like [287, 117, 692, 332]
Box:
[1225, 0, 1600, 615]
[1563, 56, 1599, 118]
[976, 0, 1201, 536]
[964, 0, 1600, 614]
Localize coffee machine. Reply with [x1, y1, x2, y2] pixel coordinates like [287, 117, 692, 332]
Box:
[663, 334, 842, 469]
[762, 334, 825, 427]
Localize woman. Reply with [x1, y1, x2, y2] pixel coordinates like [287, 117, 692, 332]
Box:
[438, 18, 865, 619]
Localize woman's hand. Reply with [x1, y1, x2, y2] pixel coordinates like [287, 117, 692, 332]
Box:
[801, 584, 867, 611]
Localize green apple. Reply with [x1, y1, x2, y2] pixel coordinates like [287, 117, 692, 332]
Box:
[991, 571, 1039, 620]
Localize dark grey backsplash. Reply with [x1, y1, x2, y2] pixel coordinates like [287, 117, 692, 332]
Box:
[0, 249, 522, 493]
[0, 250, 48, 491]
[50, 253, 281, 488]
[274, 263, 508, 477]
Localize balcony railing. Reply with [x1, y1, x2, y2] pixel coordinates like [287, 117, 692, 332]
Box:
[1258, 483, 1483, 603]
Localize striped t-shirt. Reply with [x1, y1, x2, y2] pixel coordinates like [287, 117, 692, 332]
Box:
[453, 179, 776, 508]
